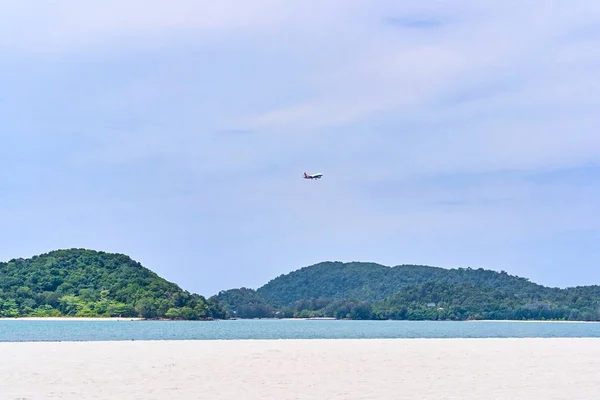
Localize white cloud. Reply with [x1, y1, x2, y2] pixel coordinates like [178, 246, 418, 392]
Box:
[3, 0, 600, 292]
[246, 1, 599, 127]
[0, 0, 274, 53]
[236, 1, 600, 177]
[9, 0, 595, 181]
[0, 0, 369, 54]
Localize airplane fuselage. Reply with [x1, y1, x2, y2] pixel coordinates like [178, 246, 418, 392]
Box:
[304, 172, 323, 180]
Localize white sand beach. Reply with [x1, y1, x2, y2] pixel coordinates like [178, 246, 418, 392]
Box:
[0, 317, 143, 321]
[1, 338, 599, 399]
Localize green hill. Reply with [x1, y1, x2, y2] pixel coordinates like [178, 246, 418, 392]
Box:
[3, 251, 599, 322]
[256, 261, 558, 306]
[219, 261, 599, 321]
[0, 248, 227, 320]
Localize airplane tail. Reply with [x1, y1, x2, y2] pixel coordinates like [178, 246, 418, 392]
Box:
[304, 172, 308, 178]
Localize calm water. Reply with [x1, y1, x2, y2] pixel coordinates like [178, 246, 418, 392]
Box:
[1, 319, 600, 342]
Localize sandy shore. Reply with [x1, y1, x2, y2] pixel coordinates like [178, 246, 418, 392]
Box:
[0, 317, 143, 321]
[1, 338, 599, 399]
[2, 317, 597, 323]
[469, 319, 600, 323]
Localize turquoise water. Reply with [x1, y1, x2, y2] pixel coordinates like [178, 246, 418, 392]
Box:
[1, 319, 600, 342]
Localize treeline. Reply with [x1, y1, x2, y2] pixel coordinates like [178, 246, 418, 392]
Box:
[3, 251, 600, 322]
[216, 262, 600, 321]
[213, 287, 281, 318]
[256, 261, 560, 306]
[0, 249, 227, 320]
[216, 282, 600, 321]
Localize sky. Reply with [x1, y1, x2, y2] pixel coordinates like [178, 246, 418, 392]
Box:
[1, 0, 599, 296]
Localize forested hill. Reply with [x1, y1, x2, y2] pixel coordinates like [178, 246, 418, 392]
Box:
[4, 251, 600, 321]
[256, 261, 558, 307]
[215, 261, 600, 321]
[0, 249, 227, 319]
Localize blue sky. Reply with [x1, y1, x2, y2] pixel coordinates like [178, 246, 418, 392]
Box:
[1, 1, 599, 296]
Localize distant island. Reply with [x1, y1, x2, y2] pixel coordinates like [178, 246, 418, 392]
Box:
[1, 249, 599, 321]
[0, 249, 227, 320]
[217, 261, 600, 321]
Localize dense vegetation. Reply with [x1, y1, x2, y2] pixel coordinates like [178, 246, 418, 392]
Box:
[257, 262, 558, 306]
[3, 251, 599, 322]
[217, 262, 600, 321]
[0, 249, 227, 320]
[213, 288, 291, 319]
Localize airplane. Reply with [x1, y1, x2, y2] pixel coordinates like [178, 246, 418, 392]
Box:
[303, 172, 323, 180]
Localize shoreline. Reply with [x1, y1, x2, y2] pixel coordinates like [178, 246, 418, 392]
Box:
[1, 317, 598, 323]
[468, 319, 600, 323]
[0, 317, 143, 321]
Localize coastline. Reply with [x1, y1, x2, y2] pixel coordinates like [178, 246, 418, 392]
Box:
[1, 316, 599, 323]
[468, 319, 600, 323]
[0, 317, 143, 321]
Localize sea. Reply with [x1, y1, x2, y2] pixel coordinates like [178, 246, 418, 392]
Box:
[1, 319, 600, 342]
